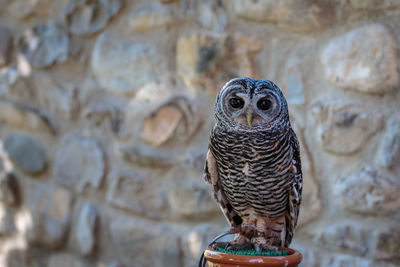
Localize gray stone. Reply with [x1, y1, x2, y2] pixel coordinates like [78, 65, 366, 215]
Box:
[63, 0, 123, 36]
[321, 254, 372, 267]
[372, 228, 400, 260]
[54, 136, 105, 192]
[32, 73, 80, 120]
[19, 22, 69, 68]
[83, 101, 123, 135]
[321, 24, 398, 94]
[182, 223, 226, 266]
[284, 60, 305, 105]
[0, 27, 12, 67]
[4, 133, 46, 174]
[314, 101, 383, 155]
[168, 180, 218, 220]
[0, 101, 56, 135]
[24, 183, 72, 248]
[107, 170, 168, 219]
[334, 167, 400, 216]
[109, 215, 180, 267]
[232, 0, 334, 33]
[0, 67, 19, 96]
[294, 125, 321, 227]
[196, 0, 228, 32]
[128, 5, 176, 32]
[0, 203, 15, 235]
[47, 253, 87, 267]
[92, 33, 167, 96]
[76, 203, 98, 256]
[314, 223, 368, 255]
[377, 119, 400, 169]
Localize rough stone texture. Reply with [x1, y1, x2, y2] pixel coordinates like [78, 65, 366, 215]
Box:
[372, 228, 400, 260]
[196, 0, 228, 32]
[284, 59, 305, 105]
[168, 180, 218, 220]
[347, 0, 400, 10]
[321, 24, 398, 94]
[177, 32, 262, 94]
[106, 169, 167, 218]
[75, 203, 98, 256]
[0, 27, 12, 67]
[24, 184, 72, 248]
[0, 101, 55, 134]
[334, 167, 400, 216]
[54, 136, 105, 192]
[0, 173, 19, 206]
[140, 96, 202, 147]
[92, 33, 167, 96]
[128, 5, 176, 32]
[31, 73, 80, 120]
[377, 118, 400, 170]
[313, 100, 383, 155]
[110, 215, 180, 267]
[314, 223, 368, 255]
[232, 0, 334, 33]
[0, 1, 399, 266]
[4, 133, 46, 174]
[63, 0, 123, 36]
[294, 125, 321, 227]
[18, 22, 69, 68]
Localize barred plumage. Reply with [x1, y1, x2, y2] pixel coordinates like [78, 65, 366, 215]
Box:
[204, 78, 302, 250]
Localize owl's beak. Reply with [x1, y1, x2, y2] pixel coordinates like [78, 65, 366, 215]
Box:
[246, 106, 253, 126]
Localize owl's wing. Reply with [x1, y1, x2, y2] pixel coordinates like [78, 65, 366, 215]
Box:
[285, 128, 303, 247]
[204, 149, 242, 227]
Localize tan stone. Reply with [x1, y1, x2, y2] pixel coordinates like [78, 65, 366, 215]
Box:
[140, 96, 202, 147]
[176, 32, 262, 94]
[128, 6, 176, 32]
[232, 0, 334, 33]
[141, 106, 182, 147]
[0, 101, 55, 135]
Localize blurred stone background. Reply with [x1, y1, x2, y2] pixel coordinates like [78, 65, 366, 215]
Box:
[0, 0, 399, 266]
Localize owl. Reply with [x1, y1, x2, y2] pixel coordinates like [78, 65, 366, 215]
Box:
[204, 77, 302, 251]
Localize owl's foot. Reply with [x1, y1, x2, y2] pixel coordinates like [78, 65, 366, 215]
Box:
[252, 237, 279, 253]
[213, 234, 252, 250]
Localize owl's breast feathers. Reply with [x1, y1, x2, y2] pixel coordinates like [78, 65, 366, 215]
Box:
[205, 124, 302, 246]
[209, 125, 293, 217]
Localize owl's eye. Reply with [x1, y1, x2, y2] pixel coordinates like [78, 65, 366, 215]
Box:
[257, 98, 272, 110]
[229, 98, 244, 109]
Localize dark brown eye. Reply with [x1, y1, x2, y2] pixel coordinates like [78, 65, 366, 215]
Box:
[257, 98, 272, 110]
[229, 98, 244, 109]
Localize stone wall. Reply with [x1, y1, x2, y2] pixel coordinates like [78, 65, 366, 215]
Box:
[0, 0, 399, 266]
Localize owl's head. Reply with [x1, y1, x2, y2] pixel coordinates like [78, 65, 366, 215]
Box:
[215, 78, 289, 131]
